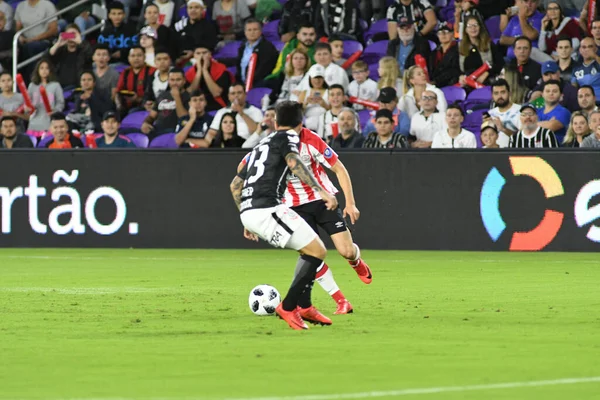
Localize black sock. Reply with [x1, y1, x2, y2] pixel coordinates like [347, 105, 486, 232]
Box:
[298, 281, 314, 309]
[282, 255, 322, 311]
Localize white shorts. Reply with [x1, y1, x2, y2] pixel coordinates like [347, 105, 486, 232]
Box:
[240, 204, 318, 250]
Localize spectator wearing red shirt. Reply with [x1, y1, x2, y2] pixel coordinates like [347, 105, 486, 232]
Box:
[116, 46, 156, 117]
[185, 44, 233, 111]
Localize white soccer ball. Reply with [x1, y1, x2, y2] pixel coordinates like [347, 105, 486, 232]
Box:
[248, 284, 281, 316]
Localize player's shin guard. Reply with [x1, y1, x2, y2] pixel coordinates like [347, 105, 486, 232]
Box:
[281, 255, 322, 311]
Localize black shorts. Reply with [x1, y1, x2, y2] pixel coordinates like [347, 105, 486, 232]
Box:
[291, 200, 347, 236]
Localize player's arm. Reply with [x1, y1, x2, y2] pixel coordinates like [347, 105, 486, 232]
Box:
[285, 153, 338, 210]
[329, 159, 360, 224]
[230, 175, 244, 210]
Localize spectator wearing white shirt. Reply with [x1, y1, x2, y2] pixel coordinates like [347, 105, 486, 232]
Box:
[409, 90, 444, 148]
[316, 84, 345, 140]
[487, 79, 521, 148]
[431, 105, 477, 148]
[348, 61, 378, 111]
[207, 83, 262, 139]
[297, 42, 349, 92]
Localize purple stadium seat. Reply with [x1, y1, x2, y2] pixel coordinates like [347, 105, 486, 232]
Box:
[429, 40, 436, 51]
[27, 134, 37, 147]
[227, 65, 237, 78]
[342, 40, 364, 58]
[466, 86, 492, 102]
[126, 133, 150, 148]
[362, 40, 388, 65]
[359, 19, 369, 32]
[365, 19, 388, 43]
[464, 109, 487, 130]
[247, 87, 272, 108]
[114, 64, 128, 74]
[121, 111, 148, 129]
[272, 40, 284, 52]
[214, 41, 242, 62]
[149, 133, 178, 148]
[485, 16, 502, 41]
[440, 86, 467, 105]
[208, 110, 218, 117]
[37, 135, 53, 148]
[263, 20, 280, 42]
[368, 63, 380, 80]
[358, 110, 372, 132]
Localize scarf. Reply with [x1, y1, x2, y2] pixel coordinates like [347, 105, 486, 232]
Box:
[320, 0, 346, 36]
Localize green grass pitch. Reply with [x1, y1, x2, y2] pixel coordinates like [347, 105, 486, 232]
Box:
[1, 249, 599, 400]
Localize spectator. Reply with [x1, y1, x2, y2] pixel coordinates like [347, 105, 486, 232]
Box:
[96, 111, 136, 148]
[329, 108, 364, 149]
[276, 48, 311, 104]
[480, 121, 500, 148]
[298, 65, 329, 131]
[329, 35, 347, 67]
[138, 3, 173, 53]
[387, 0, 437, 41]
[115, 46, 155, 117]
[139, 26, 158, 67]
[409, 89, 444, 148]
[266, 23, 316, 83]
[431, 105, 477, 148]
[590, 19, 600, 54]
[15, 0, 58, 72]
[454, 0, 483, 40]
[0, 11, 13, 72]
[207, 83, 262, 139]
[278, 0, 317, 43]
[488, 78, 521, 147]
[538, 1, 581, 57]
[499, 0, 543, 59]
[348, 61, 378, 111]
[430, 22, 460, 88]
[174, 0, 218, 64]
[508, 36, 541, 90]
[236, 19, 278, 87]
[510, 103, 558, 147]
[399, 65, 447, 118]
[45, 112, 84, 149]
[500, 64, 528, 104]
[174, 89, 214, 147]
[590, 109, 600, 132]
[209, 112, 245, 147]
[563, 111, 591, 147]
[297, 42, 349, 91]
[529, 61, 578, 112]
[387, 15, 432, 76]
[142, 68, 190, 137]
[316, 84, 345, 139]
[93, 45, 120, 103]
[212, 0, 251, 42]
[155, 0, 176, 28]
[458, 16, 503, 87]
[578, 0, 597, 35]
[185, 44, 232, 111]
[578, 86, 597, 119]
[69, 71, 113, 133]
[377, 57, 403, 96]
[363, 108, 408, 148]
[581, 113, 600, 147]
[27, 59, 64, 133]
[0, 0, 13, 31]
[243, 106, 276, 148]
[97, 1, 138, 64]
[555, 36, 576, 83]
[0, 116, 33, 148]
[48, 24, 93, 90]
[363, 87, 411, 136]
[314, 0, 363, 42]
[0, 72, 29, 133]
[536, 79, 571, 140]
[144, 48, 172, 109]
[572, 38, 600, 98]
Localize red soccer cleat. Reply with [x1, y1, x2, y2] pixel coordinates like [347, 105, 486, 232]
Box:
[276, 304, 308, 330]
[334, 299, 354, 315]
[297, 305, 332, 326]
[353, 259, 373, 284]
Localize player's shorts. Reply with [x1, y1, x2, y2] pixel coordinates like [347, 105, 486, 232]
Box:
[292, 200, 347, 236]
[240, 204, 318, 250]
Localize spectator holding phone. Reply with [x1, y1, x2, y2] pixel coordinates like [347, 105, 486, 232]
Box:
[48, 24, 93, 89]
[298, 65, 329, 132]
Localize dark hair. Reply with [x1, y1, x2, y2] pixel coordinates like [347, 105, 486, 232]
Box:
[244, 17, 262, 28]
[579, 85, 596, 97]
[189, 89, 206, 98]
[80, 70, 96, 82]
[544, 1, 564, 31]
[276, 101, 304, 127]
[543, 79, 562, 93]
[50, 112, 67, 122]
[108, 1, 125, 11]
[556, 34, 572, 46]
[447, 104, 464, 117]
[315, 42, 332, 53]
[144, 3, 159, 12]
[328, 34, 343, 43]
[298, 22, 315, 32]
[328, 84, 345, 94]
[230, 82, 245, 91]
[0, 71, 11, 80]
[194, 43, 214, 53]
[593, 19, 600, 27]
[492, 78, 510, 92]
[514, 36, 532, 48]
[265, 105, 276, 112]
[308, 76, 328, 89]
[154, 47, 171, 57]
[94, 43, 110, 54]
[129, 45, 145, 55]
[0, 115, 17, 125]
[31, 59, 57, 85]
[169, 67, 185, 76]
[65, 23, 81, 34]
[219, 112, 238, 133]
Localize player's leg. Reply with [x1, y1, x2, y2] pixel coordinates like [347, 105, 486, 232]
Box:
[330, 230, 373, 285]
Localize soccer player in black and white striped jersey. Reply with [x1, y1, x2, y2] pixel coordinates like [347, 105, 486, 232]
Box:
[510, 104, 559, 148]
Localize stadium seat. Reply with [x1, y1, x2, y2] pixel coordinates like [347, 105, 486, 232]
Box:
[37, 135, 53, 148]
[263, 20, 280, 42]
[272, 40, 284, 52]
[214, 41, 242, 62]
[342, 41, 364, 58]
[126, 133, 150, 148]
[247, 87, 272, 108]
[149, 133, 178, 148]
[114, 64, 128, 74]
[365, 19, 388, 43]
[208, 110, 218, 117]
[429, 40, 436, 51]
[227, 65, 237, 78]
[466, 87, 492, 102]
[362, 40, 388, 65]
[27, 134, 37, 147]
[464, 109, 487, 130]
[485, 16, 502, 41]
[440, 86, 467, 104]
[121, 111, 148, 129]
[368, 63, 380, 80]
[358, 109, 372, 132]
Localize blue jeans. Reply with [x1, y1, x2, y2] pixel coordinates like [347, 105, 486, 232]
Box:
[59, 16, 97, 39]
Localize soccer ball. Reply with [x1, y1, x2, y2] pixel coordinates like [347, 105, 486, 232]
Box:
[248, 284, 281, 316]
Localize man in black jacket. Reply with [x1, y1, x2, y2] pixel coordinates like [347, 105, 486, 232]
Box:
[278, 0, 318, 43]
[429, 22, 460, 88]
[97, 2, 138, 64]
[386, 15, 432, 76]
[236, 18, 278, 88]
[0, 116, 33, 148]
[173, 0, 218, 65]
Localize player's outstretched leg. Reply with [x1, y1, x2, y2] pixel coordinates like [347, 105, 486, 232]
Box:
[331, 231, 373, 285]
[315, 263, 353, 315]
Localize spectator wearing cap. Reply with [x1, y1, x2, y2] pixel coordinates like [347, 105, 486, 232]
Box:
[115, 46, 156, 117]
[96, 111, 136, 148]
[528, 61, 577, 112]
[480, 121, 500, 148]
[142, 68, 190, 137]
[212, 0, 252, 43]
[538, 1, 581, 57]
[572, 38, 600, 101]
[207, 82, 263, 140]
[488, 78, 521, 148]
[267, 23, 317, 84]
[174, 0, 218, 65]
[431, 105, 477, 148]
[186, 44, 233, 112]
[97, 2, 139, 64]
[499, 0, 543, 59]
[140, 26, 158, 67]
[175, 90, 214, 148]
[348, 60, 378, 111]
[507, 37, 541, 91]
[298, 64, 329, 131]
[386, 0, 437, 41]
[536, 79, 571, 141]
[296, 42, 349, 93]
[316, 84, 345, 139]
[400, 65, 447, 118]
[278, 0, 318, 44]
[0, 116, 33, 148]
[329, 108, 364, 149]
[363, 109, 409, 149]
[313, 0, 363, 43]
[430, 22, 460, 88]
[409, 89, 444, 148]
[236, 18, 278, 88]
[143, 48, 172, 110]
[48, 24, 93, 90]
[387, 15, 432, 77]
[45, 112, 84, 149]
[363, 87, 411, 137]
[511, 103, 558, 147]
[577, 86, 598, 119]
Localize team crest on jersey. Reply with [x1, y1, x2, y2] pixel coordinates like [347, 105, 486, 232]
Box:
[324, 147, 333, 158]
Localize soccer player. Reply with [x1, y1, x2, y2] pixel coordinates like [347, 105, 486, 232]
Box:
[230, 101, 338, 331]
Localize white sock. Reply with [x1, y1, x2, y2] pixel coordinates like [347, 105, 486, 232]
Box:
[315, 264, 340, 296]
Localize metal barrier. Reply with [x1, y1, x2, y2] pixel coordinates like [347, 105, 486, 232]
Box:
[12, 0, 107, 91]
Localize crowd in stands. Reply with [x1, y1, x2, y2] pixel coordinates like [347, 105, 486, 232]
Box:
[0, 0, 600, 149]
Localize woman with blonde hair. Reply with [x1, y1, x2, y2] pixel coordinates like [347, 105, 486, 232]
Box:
[563, 111, 591, 147]
[377, 56, 402, 94]
[277, 48, 311, 103]
[399, 65, 447, 118]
